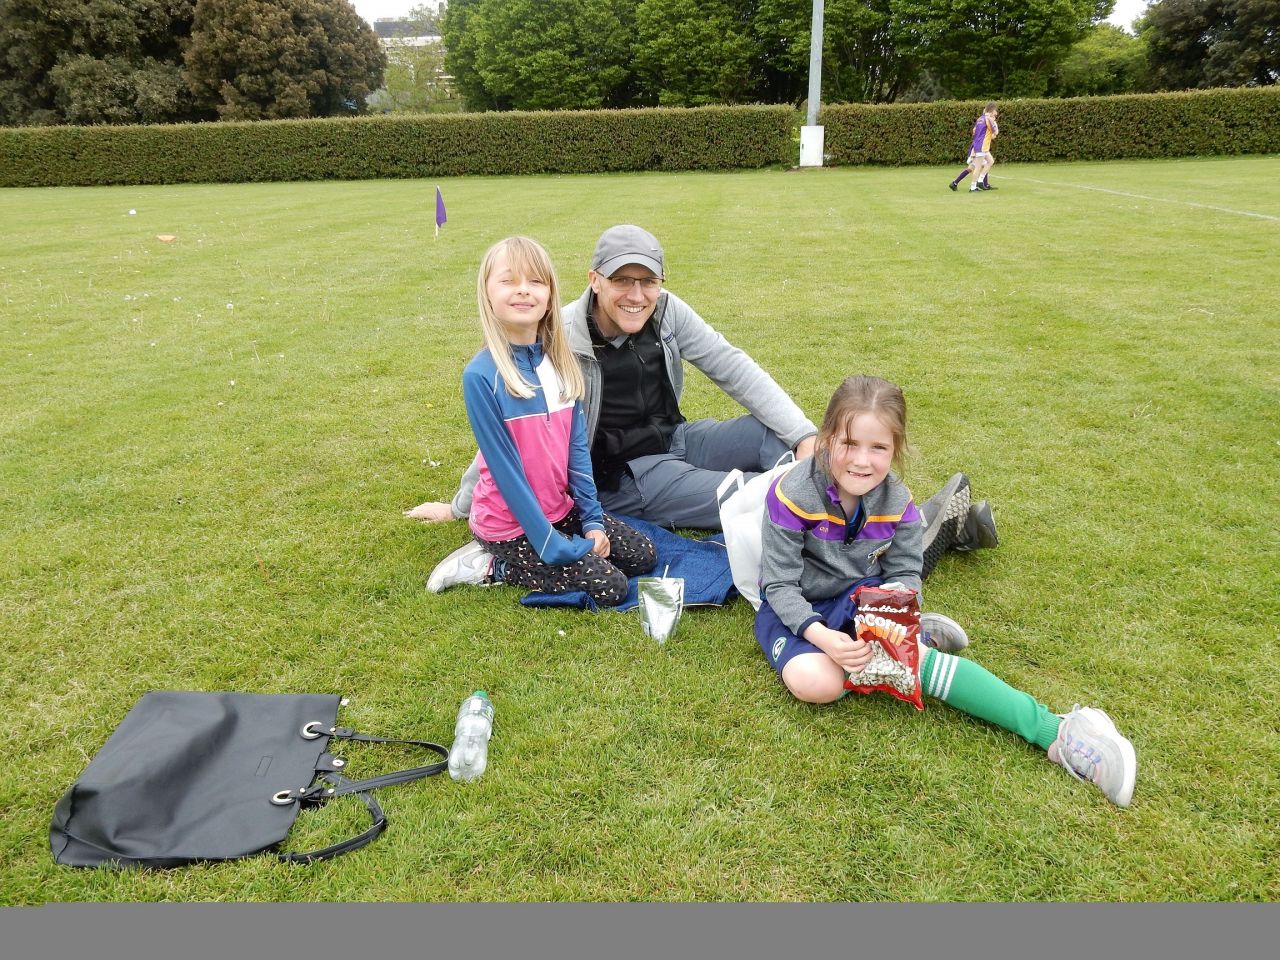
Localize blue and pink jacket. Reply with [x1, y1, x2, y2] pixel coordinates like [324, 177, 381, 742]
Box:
[463, 341, 604, 565]
[758, 456, 923, 636]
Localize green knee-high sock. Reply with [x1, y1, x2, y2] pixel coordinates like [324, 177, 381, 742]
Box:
[919, 648, 1062, 749]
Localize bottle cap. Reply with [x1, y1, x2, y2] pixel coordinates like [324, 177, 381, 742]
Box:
[474, 690, 488, 698]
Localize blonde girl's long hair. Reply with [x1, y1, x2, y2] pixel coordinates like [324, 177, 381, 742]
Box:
[815, 374, 911, 477]
[476, 236, 585, 401]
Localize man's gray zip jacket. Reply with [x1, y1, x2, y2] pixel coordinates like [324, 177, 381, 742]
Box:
[446, 287, 817, 518]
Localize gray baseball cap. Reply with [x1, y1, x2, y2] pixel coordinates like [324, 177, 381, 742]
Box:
[591, 224, 664, 278]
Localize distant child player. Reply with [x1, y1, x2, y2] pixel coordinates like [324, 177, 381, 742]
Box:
[949, 102, 999, 192]
[427, 236, 657, 605]
[979, 106, 998, 189]
[754, 374, 1138, 806]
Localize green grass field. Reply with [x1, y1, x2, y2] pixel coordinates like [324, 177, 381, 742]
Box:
[2, 156, 1277, 902]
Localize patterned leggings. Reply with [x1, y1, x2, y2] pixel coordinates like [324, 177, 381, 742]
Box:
[477, 509, 657, 607]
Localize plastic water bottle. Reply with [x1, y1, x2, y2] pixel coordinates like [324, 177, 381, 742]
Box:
[448, 691, 494, 782]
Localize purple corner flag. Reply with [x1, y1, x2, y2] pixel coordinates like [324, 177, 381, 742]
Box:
[435, 186, 447, 231]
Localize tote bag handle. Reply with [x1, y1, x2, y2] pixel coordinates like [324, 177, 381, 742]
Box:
[275, 727, 449, 863]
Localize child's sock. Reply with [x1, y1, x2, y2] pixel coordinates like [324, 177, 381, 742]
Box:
[919, 648, 1061, 749]
[951, 169, 970, 186]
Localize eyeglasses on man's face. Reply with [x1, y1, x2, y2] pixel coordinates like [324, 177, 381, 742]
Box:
[606, 275, 664, 292]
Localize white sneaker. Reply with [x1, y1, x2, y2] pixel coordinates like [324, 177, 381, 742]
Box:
[1049, 705, 1137, 807]
[427, 541, 494, 593]
[920, 612, 969, 652]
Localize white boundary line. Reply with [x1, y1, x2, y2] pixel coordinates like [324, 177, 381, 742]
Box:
[1004, 175, 1280, 222]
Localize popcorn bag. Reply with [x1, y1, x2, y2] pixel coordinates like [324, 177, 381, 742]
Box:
[843, 584, 924, 710]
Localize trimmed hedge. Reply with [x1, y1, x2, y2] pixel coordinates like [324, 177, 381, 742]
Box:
[820, 87, 1280, 166]
[3, 89, 1276, 188]
[0, 105, 795, 188]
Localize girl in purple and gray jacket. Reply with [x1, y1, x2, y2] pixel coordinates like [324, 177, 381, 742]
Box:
[755, 374, 1138, 807]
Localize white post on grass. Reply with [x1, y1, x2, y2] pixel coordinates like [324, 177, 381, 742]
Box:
[799, 0, 825, 167]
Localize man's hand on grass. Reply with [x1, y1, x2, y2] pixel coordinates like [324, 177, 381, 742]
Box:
[404, 502, 455, 522]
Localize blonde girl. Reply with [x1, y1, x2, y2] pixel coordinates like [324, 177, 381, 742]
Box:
[755, 375, 1137, 806]
[427, 236, 655, 605]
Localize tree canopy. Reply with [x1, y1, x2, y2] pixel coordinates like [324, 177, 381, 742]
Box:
[5, 0, 1275, 127]
[632, 0, 758, 106]
[894, 0, 1111, 99]
[441, 0, 634, 110]
[442, 0, 1128, 109]
[754, 0, 920, 105]
[1141, 0, 1279, 89]
[185, 0, 385, 120]
[1051, 23, 1149, 96]
[0, 0, 385, 125]
[0, 0, 197, 126]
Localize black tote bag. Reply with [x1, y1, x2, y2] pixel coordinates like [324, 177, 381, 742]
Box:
[51, 691, 448, 868]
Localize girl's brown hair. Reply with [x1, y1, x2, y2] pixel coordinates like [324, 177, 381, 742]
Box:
[476, 236, 584, 401]
[815, 375, 910, 476]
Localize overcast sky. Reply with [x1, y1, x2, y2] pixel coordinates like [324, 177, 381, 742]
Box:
[351, 0, 1152, 31]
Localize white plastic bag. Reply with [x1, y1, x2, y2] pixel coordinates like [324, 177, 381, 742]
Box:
[715, 453, 796, 610]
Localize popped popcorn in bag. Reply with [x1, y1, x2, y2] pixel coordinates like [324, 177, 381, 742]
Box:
[843, 584, 924, 710]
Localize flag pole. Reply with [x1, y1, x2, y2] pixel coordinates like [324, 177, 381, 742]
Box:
[434, 185, 447, 239]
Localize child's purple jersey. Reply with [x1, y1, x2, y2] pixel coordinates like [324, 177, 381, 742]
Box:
[971, 115, 993, 154]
